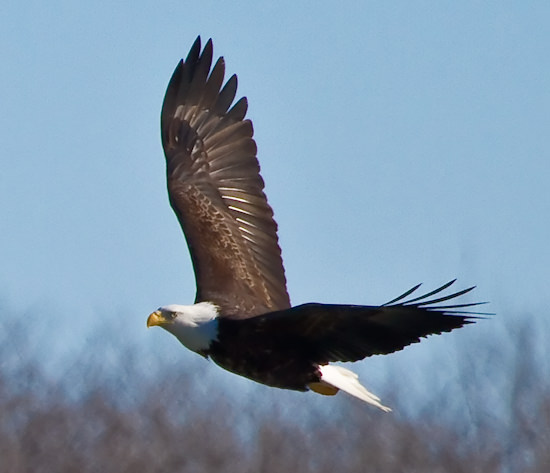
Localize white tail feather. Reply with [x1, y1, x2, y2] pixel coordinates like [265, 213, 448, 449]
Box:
[318, 365, 392, 412]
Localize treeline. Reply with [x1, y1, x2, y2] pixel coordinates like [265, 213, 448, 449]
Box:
[0, 311, 548, 472]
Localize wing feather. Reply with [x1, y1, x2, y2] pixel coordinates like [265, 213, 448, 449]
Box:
[161, 37, 290, 317]
[234, 281, 489, 363]
[214, 75, 238, 115]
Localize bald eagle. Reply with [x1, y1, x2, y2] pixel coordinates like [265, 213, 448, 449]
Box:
[147, 37, 487, 411]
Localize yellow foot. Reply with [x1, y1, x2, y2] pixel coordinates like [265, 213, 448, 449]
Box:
[308, 382, 339, 396]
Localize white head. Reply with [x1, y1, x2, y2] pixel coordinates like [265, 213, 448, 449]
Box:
[147, 302, 219, 354]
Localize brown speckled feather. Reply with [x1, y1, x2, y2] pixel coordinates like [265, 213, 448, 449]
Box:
[161, 37, 290, 317]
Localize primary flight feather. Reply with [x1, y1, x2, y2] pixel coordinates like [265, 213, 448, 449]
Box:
[147, 37, 488, 411]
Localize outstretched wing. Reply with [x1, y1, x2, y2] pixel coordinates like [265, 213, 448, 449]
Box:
[161, 37, 290, 317]
[232, 280, 489, 362]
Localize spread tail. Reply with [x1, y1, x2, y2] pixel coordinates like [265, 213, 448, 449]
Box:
[314, 364, 392, 412]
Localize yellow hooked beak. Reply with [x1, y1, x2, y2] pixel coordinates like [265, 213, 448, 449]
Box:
[147, 310, 169, 328]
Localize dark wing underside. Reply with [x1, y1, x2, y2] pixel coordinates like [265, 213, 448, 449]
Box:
[161, 37, 290, 317]
[231, 280, 489, 363]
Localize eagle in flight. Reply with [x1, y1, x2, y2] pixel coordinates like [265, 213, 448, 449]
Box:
[147, 37, 487, 411]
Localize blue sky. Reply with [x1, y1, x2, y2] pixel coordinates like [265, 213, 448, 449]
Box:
[1, 2, 549, 395]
